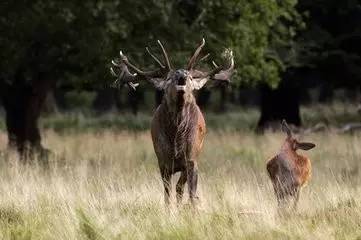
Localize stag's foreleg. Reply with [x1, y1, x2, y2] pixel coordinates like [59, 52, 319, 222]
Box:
[186, 160, 199, 205]
[176, 171, 187, 205]
[161, 168, 172, 205]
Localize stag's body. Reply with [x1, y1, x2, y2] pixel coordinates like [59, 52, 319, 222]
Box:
[266, 120, 315, 210]
[110, 39, 234, 206]
[152, 88, 205, 204]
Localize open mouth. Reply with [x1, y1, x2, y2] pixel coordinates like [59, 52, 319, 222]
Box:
[176, 85, 187, 91]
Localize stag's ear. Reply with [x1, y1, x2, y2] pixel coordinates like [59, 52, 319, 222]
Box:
[296, 142, 316, 151]
[149, 78, 167, 90]
[191, 78, 208, 90]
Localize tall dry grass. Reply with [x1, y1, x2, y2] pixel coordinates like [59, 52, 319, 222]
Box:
[0, 130, 360, 239]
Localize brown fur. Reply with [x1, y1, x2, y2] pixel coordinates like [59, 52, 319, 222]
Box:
[110, 39, 234, 206]
[151, 82, 206, 205]
[266, 128, 314, 210]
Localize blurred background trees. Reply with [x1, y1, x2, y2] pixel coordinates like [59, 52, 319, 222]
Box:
[0, 0, 360, 157]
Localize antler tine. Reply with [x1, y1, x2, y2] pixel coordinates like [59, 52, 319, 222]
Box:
[110, 63, 139, 90]
[206, 51, 234, 77]
[187, 38, 205, 70]
[157, 40, 172, 70]
[110, 46, 171, 91]
[146, 47, 165, 69]
[199, 53, 210, 62]
[212, 61, 219, 68]
[191, 53, 210, 70]
[116, 50, 163, 78]
[117, 51, 146, 75]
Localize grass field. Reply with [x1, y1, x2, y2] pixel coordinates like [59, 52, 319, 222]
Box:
[0, 101, 359, 239]
[0, 127, 360, 239]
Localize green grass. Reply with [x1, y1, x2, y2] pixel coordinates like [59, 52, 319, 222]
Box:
[0, 102, 360, 239]
[0, 129, 360, 239]
[0, 101, 359, 133]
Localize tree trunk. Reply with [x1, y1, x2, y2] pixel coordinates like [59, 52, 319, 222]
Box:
[42, 90, 58, 115]
[257, 79, 301, 132]
[54, 88, 68, 111]
[1, 75, 52, 160]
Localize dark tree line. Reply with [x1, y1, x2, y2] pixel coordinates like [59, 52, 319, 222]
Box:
[0, 0, 360, 158]
[257, 0, 361, 130]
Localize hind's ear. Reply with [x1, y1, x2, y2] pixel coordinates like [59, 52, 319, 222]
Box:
[296, 142, 315, 150]
[281, 120, 292, 137]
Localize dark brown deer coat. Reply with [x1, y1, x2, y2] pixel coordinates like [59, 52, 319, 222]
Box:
[151, 86, 206, 204]
[110, 39, 234, 205]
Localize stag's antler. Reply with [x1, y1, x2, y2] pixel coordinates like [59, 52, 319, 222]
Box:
[187, 38, 206, 70]
[208, 49, 234, 82]
[110, 40, 172, 90]
[189, 39, 234, 89]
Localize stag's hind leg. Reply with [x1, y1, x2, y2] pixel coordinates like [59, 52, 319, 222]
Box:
[186, 160, 199, 205]
[161, 168, 172, 205]
[176, 171, 187, 205]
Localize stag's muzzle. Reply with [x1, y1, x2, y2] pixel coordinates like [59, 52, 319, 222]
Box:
[176, 85, 187, 91]
[175, 70, 187, 91]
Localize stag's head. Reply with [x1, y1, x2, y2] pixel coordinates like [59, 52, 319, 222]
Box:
[110, 39, 234, 105]
[281, 120, 316, 152]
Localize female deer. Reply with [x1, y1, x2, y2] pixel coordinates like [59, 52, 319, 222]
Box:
[266, 120, 316, 210]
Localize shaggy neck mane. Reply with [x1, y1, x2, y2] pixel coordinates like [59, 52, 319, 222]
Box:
[161, 92, 199, 158]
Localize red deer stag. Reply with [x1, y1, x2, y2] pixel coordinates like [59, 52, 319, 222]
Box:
[266, 120, 316, 211]
[110, 39, 234, 206]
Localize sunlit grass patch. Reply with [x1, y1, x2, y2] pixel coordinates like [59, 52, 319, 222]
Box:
[0, 130, 360, 239]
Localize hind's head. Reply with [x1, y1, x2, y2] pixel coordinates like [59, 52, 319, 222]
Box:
[281, 120, 316, 151]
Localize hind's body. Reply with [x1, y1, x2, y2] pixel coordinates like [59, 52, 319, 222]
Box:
[266, 120, 315, 210]
[267, 152, 311, 203]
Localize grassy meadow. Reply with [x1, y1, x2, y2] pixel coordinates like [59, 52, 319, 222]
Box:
[0, 103, 360, 239]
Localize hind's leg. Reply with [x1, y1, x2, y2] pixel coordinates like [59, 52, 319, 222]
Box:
[293, 187, 301, 211]
[186, 160, 199, 206]
[176, 171, 187, 205]
[273, 181, 285, 207]
[161, 168, 172, 206]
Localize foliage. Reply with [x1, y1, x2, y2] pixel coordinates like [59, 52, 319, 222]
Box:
[195, 0, 303, 87]
[0, 1, 112, 88]
[0, 0, 303, 90]
[0, 101, 358, 133]
[296, 0, 361, 87]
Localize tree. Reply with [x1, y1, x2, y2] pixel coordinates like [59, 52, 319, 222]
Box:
[256, 0, 361, 130]
[0, 1, 111, 158]
[296, 0, 361, 91]
[193, 0, 304, 124]
[0, 0, 305, 157]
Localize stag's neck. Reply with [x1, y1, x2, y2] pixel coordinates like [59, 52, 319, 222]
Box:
[164, 92, 196, 117]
